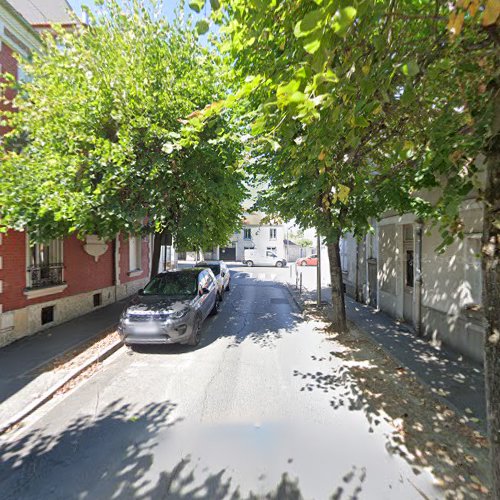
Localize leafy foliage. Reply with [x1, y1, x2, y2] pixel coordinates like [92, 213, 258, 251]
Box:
[196, 0, 496, 250]
[0, 0, 246, 249]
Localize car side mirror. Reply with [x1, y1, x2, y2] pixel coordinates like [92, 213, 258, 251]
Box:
[138, 288, 144, 296]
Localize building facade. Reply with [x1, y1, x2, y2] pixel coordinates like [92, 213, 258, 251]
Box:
[341, 196, 485, 363]
[224, 213, 286, 262]
[0, 1, 151, 347]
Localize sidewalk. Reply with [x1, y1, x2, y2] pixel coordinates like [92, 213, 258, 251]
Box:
[287, 278, 487, 431]
[0, 300, 125, 426]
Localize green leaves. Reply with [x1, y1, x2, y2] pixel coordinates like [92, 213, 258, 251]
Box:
[331, 7, 357, 36]
[196, 19, 210, 35]
[401, 60, 420, 77]
[188, 0, 205, 13]
[0, 0, 246, 249]
[294, 9, 324, 38]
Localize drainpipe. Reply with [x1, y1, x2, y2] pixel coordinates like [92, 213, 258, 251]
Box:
[354, 239, 360, 302]
[365, 234, 370, 305]
[114, 235, 120, 302]
[414, 222, 423, 336]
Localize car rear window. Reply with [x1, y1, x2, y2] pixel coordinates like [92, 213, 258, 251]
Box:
[143, 273, 197, 296]
[198, 263, 220, 275]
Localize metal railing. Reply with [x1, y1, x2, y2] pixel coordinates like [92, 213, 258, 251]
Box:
[28, 264, 64, 289]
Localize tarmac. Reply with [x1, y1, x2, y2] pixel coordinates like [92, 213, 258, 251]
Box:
[0, 266, 487, 434]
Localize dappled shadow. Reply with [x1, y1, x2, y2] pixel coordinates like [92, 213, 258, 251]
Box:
[0, 397, 368, 499]
[127, 270, 303, 355]
[211, 271, 303, 349]
[291, 313, 491, 498]
[147, 461, 366, 499]
[344, 297, 486, 426]
[0, 399, 181, 499]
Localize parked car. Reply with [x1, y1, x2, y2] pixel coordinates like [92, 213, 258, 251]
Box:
[243, 249, 287, 267]
[296, 254, 318, 266]
[196, 260, 231, 297]
[118, 268, 220, 347]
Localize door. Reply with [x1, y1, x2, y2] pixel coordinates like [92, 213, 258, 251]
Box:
[403, 225, 414, 324]
[220, 247, 236, 261]
[368, 259, 377, 307]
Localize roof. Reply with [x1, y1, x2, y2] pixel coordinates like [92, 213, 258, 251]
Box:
[243, 212, 282, 227]
[9, 0, 76, 26]
[0, 0, 38, 35]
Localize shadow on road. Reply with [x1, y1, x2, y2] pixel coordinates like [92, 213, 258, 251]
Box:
[128, 272, 303, 355]
[0, 397, 368, 500]
[291, 313, 491, 498]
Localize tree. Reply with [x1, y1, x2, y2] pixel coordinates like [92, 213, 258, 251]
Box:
[199, 0, 498, 494]
[0, 0, 246, 278]
[203, 0, 487, 334]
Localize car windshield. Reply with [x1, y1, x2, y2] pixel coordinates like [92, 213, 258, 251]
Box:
[199, 263, 220, 275]
[142, 273, 197, 296]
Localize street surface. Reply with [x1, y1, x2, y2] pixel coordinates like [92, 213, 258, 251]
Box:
[0, 266, 443, 499]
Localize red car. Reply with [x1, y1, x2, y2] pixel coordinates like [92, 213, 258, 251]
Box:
[296, 254, 318, 266]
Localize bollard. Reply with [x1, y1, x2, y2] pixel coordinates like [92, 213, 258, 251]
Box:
[300, 273, 303, 294]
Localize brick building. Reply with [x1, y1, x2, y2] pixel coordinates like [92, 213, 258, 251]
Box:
[0, 1, 151, 347]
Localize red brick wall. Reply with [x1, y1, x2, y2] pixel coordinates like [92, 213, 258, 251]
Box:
[119, 234, 150, 284]
[0, 42, 18, 136]
[0, 230, 114, 312]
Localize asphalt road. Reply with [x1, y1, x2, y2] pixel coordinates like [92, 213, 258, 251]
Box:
[0, 266, 441, 499]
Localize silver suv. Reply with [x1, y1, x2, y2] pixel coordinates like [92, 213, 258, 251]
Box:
[118, 268, 220, 347]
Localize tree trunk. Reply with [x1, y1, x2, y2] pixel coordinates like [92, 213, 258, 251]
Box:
[483, 82, 500, 500]
[327, 239, 348, 334]
[150, 231, 163, 280]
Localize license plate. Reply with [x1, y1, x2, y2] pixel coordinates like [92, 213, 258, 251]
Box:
[138, 324, 159, 334]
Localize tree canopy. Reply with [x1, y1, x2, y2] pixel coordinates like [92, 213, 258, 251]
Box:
[0, 0, 246, 250]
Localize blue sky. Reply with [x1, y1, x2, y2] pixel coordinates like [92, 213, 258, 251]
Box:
[68, 1, 206, 22]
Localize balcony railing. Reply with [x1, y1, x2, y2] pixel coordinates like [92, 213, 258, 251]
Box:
[28, 264, 64, 289]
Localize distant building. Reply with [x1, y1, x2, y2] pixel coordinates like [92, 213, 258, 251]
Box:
[222, 213, 286, 262]
[9, 0, 79, 31]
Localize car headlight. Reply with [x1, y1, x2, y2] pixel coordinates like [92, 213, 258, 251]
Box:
[170, 307, 190, 320]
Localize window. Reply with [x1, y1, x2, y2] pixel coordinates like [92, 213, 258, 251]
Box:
[270, 228, 277, 240]
[129, 236, 142, 271]
[41, 306, 54, 325]
[93, 293, 102, 307]
[243, 228, 252, 240]
[28, 240, 64, 288]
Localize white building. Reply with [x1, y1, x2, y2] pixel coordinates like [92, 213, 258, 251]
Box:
[341, 193, 484, 363]
[225, 213, 286, 262]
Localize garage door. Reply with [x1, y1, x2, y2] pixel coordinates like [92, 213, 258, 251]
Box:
[220, 247, 236, 261]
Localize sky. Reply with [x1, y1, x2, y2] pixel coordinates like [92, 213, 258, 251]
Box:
[68, 0, 205, 23]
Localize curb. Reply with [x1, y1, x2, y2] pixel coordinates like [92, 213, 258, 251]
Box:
[0, 337, 123, 436]
[285, 282, 305, 311]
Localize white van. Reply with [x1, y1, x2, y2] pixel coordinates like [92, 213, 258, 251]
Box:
[243, 249, 287, 268]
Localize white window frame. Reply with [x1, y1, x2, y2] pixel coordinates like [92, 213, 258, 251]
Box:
[269, 228, 277, 240]
[128, 235, 142, 273]
[24, 234, 67, 298]
[243, 228, 252, 240]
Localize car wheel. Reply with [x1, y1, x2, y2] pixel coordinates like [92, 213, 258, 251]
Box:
[188, 316, 202, 346]
[210, 295, 221, 316]
[301, 261, 307, 266]
[246, 260, 254, 267]
[226, 282, 230, 291]
[276, 261, 283, 268]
